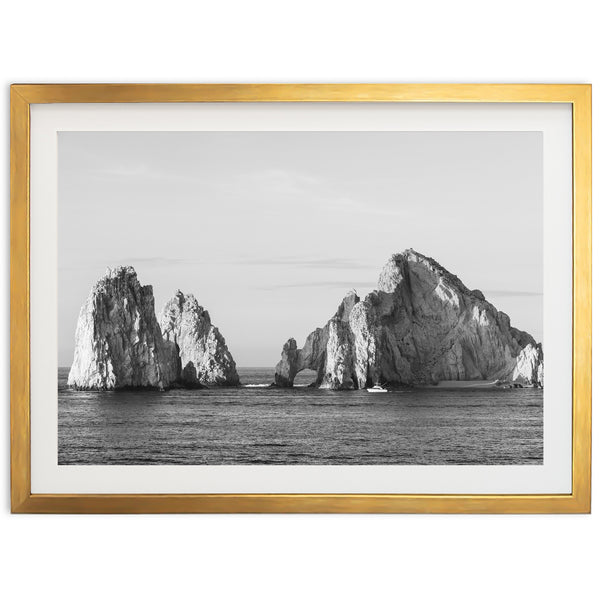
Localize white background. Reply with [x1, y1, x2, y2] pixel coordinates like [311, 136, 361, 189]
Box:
[1, 1, 596, 598]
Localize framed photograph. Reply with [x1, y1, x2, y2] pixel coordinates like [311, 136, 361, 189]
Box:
[10, 84, 591, 513]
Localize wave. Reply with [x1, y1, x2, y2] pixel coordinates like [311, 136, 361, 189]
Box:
[243, 383, 272, 388]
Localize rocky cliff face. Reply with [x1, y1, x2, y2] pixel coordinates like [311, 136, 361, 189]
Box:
[67, 266, 179, 390]
[160, 291, 239, 386]
[275, 249, 544, 389]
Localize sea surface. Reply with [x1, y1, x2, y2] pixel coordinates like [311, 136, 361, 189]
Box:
[58, 367, 543, 465]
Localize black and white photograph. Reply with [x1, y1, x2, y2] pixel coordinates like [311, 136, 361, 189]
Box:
[58, 130, 544, 466]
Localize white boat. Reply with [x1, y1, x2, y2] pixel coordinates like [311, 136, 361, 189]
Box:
[367, 384, 388, 393]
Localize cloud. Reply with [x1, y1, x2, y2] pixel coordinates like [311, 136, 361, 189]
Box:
[256, 280, 375, 291]
[61, 256, 376, 272]
[126, 256, 374, 270]
[239, 257, 375, 269]
[88, 164, 208, 186]
[322, 196, 407, 218]
[93, 164, 153, 178]
[116, 257, 205, 267]
[59, 257, 208, 272]
[248, 168, 321, 192]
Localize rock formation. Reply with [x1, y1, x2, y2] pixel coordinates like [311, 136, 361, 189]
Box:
[275, 249, 544, 389]
[68, 266, 179, 390]
[160, 291, 239, 386]
[68, 268, 240, 390]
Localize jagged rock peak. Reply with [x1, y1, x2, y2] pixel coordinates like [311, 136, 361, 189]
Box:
[162, 290, 212, 332]
[335, 290, 360, 321]
[275, 250, 544, 389]
[160, 291, 239, 386]
[67, 266, 179, 390]
[378, 248, 471, 295]
[104, 264, 137, 278]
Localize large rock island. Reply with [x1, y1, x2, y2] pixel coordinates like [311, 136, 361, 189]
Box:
[68, 267, 239, 390]
[160, 291, 239, 386]
[274, 249, 544, 389]
[68, 266, 180, 390]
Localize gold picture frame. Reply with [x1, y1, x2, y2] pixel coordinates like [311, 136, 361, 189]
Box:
[10, 84, 591, 513]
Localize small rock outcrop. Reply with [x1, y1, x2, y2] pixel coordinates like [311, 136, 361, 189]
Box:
[68, 267, 179, 390]
[160, 291, 239, 386]
[275, 249, 544, 389]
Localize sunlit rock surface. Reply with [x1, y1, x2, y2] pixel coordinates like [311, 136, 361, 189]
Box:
[275, 249, 544, 389]
[160, 291, 239, 386]
[511, 343, 544, 386]
[67, 266, 179, 390]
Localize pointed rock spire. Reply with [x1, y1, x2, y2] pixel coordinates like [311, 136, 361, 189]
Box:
[160, 291, 239, 386]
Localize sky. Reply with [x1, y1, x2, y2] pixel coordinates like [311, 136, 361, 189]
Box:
[58, 131, 543, 367]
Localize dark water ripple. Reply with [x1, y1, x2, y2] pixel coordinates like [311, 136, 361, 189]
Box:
[57, 367, 543, 465]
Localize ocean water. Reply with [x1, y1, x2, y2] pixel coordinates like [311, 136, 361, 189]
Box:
[58, 367, 543, 465]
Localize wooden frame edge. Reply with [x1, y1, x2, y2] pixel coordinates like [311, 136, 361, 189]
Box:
[10, 86, 31, 512]
[10, 84, 591, 514]
[571, 84, 592, 513]
[8, 83, 593, 104]
[10, 492, 591, 514]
